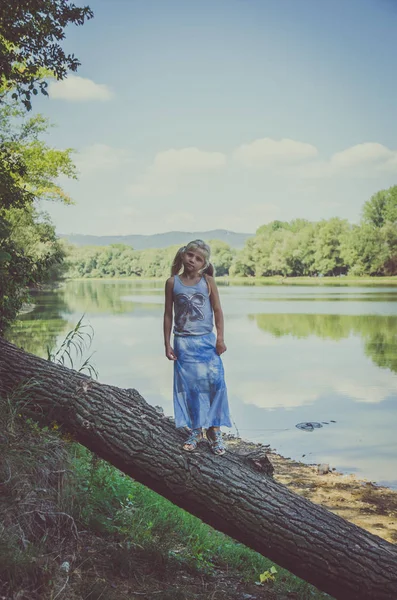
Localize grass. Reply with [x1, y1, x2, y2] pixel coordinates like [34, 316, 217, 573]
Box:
[1, 321, 331, 599]
[216, 275, 397, 286]
[64, 274, 397, 286]
[68, 444, 271, 576]
[0, 389, 332, 599]
[63, 444, 332, 599]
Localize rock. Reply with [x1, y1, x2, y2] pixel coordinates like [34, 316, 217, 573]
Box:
[60, 561, 70, 573]
[317, 464, 330, 475]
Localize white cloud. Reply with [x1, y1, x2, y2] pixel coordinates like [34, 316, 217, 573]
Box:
[127, 147, 227, 197]
[54, 134, 397, 235]
[330, 143, 393, 169]
[231, 138, 397, 179]
[233, 137, 318, 168]
[382, 156, 397, 171]
[49, 75, 113, 102]
[74, 144, 131, 175]
[293, 142, 397, 178]
[126, 138, 397, 202]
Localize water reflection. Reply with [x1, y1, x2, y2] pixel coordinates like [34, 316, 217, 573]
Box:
[61, 280, 158, 314]
[7, 280, 397, 488]
[251, 313, 397, 374]
[7, 289, 70, 357]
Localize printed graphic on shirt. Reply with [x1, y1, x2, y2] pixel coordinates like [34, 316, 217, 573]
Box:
[175, 293, 205, 329]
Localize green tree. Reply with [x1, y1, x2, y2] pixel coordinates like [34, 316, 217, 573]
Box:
[229, 238, 257, 277]
[208, 239, 235, 276]
[293, 223, 317, 276]
[312, 218, 350, 276]
[382, 221, 397, 274]
[6, 205, 66, 283]
[256, 220, 290, 235]
[339, 186, 397, 276]
[363, 186, 397, 229]
[355, 186, 397, 275]
[0, 1, 91, 333]
[0, 0, 93, 110]
[0, 105, 77, 333]
[340, 224, 386, 276]
[234, 220, 317, 278]
[267, 230, 293, 276]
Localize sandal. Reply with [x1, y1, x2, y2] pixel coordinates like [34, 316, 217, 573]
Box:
[183, 428, 203, 452]
[206, 428, 226, 456]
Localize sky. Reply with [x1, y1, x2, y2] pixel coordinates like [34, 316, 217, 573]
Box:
[33, 0, 397, 236]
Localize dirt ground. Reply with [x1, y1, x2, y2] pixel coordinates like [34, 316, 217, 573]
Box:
[3, 435, 395, 600]
[51, 438, 395, 600]
[227, 436, 397, 544]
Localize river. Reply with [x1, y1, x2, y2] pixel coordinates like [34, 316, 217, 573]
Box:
[8, 279, 397, 489]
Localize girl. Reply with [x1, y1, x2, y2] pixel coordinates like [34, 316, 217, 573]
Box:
[163, 239, 232, 455]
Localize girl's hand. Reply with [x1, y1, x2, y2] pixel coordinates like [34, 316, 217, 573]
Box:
[165, 346, 177, 361]
[216, 339, 227, 355]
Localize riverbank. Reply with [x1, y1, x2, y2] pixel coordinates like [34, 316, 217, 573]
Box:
[217, 275, 397, 286]
[62, 275, 397, 286]
[229, 437, 397, 544]
[2, 384, 396, 600]
[0, 401, 331, 600]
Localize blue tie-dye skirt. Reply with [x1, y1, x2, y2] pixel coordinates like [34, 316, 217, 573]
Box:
[173, 332, 232, 430]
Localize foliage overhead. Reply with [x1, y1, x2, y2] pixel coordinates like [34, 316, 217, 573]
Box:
[0, 0, 90, 334]
[0, 0, 93, 110]
[0, 103, 77, 333]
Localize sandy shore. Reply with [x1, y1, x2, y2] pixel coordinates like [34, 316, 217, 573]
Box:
[227, 437, 397, 544]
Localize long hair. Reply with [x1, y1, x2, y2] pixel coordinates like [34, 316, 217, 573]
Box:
[171, 239, 214, 276]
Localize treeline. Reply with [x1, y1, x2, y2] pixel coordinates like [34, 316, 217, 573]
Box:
[65, 186, 397, 279]
[65, 239, 236, 279]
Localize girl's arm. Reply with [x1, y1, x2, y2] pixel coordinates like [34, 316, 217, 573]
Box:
[164, 277, 177, 360]
[207, 276, 227, 355]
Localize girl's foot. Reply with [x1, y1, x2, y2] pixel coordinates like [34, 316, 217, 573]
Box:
[183, 428, 203, 452]
[206, 428, 226, 456]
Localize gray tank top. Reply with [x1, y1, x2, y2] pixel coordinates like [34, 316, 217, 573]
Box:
[173, 275, 214, 336]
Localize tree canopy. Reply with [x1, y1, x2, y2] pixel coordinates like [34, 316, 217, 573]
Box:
[0, 0, 91, 333]
[0, 0, 93, 110]
[0, 104, 77, 332]
[363, 187, 397, 229]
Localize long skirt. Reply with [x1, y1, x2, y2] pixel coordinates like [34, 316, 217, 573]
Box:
[173, 332, 232, 430]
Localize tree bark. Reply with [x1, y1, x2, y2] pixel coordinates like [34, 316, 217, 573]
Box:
[0, 337, 396, 600]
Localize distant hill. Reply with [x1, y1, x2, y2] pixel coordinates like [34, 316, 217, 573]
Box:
[60, 229, 252, 250]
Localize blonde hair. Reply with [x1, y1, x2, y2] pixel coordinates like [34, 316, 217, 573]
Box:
[171, 239, 214, 276]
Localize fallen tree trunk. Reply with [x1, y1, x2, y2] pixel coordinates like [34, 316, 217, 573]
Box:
[0, 338, 396, 600]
